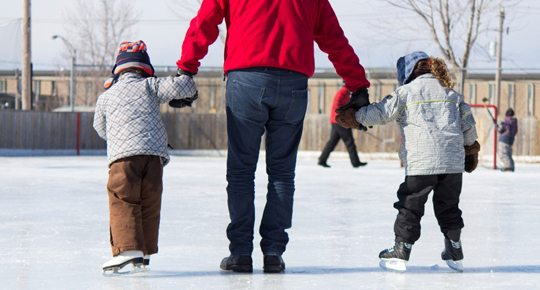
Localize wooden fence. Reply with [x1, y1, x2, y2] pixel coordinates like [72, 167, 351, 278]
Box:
[1, 111, 538, 158]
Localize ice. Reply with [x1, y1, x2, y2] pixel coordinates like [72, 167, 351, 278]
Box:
[1, 154, 539, 289]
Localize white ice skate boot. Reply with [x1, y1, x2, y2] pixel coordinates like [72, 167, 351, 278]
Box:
[102, 250, 144, 274]
[379, 242, 412, 272]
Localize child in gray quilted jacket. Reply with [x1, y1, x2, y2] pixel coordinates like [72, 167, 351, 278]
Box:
[336, 51, 479, 272]
[94, 40, 197, 274]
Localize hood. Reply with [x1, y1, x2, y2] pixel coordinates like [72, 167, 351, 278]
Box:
[396, 51, 429, 85]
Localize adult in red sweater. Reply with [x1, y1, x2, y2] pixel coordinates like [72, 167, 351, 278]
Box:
[177, 0, 370, 273]
[318, 86, 367, 168]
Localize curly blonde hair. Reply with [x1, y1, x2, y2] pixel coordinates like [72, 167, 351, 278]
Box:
[429, 57, 455, 89]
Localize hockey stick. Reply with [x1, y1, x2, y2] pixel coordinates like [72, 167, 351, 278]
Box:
[481, 98, 497, 125]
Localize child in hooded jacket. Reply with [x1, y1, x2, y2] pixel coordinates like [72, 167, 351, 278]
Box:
[93, 40, 198, 273]
[337, 51, 480, 272]
[498, 108, 518, 171]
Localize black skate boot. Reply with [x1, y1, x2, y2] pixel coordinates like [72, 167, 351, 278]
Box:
[220, 255, 253, 273]
[263, 255, 285, 273]
[441, 238, 464, 272]
[378, 242, 412, 272]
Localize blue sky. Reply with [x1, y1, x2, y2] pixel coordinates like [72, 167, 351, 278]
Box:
[1, 0, 539, 72]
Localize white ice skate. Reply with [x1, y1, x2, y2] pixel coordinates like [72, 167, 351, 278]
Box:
[142, 255, 151, 271]
[379, 258, 407, 272]
[102, 250, 144, 275]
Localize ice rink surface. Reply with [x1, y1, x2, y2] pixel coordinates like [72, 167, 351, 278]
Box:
[1, 154, 539, 290]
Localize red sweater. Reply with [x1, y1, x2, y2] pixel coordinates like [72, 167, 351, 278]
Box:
[177, 0, 370, 92]
[330, 86, 350, 124]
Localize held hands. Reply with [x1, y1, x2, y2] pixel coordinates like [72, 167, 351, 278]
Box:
[169, 69, 199, 108]
[464, 141, 481, 173]
[336, 108, 367, 130]
[335, 88, 370, 131]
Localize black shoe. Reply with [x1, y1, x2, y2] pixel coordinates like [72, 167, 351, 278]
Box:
[263, 255, 285, 273]
[353, 161, 368, 168]
[379, 242, 412, 261]
[318, 161, 331, 168]
[220, 255, 253, 273]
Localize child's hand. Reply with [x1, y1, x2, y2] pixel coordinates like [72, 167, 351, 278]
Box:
[336, 108, 367, 130]
[464, 141, 481, 173]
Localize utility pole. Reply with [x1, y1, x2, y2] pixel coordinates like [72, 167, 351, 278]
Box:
[21, 0, 32, 110]
[494, 6, 505, 111]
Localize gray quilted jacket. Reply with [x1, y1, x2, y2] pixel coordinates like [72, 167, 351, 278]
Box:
[93, 72, 197, 166]
[356, 74, 478, 176]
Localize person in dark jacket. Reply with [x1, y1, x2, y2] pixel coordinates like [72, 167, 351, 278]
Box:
[498, 108, 518, 172]
[318, 86, 367, 168]
[177, 0, 370, 273]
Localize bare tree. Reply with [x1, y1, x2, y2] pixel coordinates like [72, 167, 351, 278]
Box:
[170, 0, 226, 43]
[60, 0, 138, 106]
[67, 0, 138, 67]
[385, 0, 519, 72]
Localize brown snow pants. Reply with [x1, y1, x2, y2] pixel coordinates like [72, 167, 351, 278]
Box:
[107, 155, 163, 256]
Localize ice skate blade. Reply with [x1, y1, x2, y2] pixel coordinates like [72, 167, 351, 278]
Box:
[379, 258, 407, 272]
[445, 259, 463, 272]
[102, 264, 147, 276]
[102, 257, 144, 276]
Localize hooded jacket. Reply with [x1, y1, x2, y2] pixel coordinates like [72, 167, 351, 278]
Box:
[499, 116, 518, 145]
[355, 74, 478, 176]
[93, 72, 197, 166]
[176, 0, 370, 92]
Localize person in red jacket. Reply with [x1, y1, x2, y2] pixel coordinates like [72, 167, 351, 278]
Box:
[177, 0, 370, 273]
[318, 86, 367, 168]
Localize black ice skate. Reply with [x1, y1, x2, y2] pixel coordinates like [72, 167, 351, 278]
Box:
[441, 238, 464, 272]
[102, 250, 144, 275]
[378, 242, 412, 272]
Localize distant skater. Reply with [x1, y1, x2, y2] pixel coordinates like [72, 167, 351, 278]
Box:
[498, 108, 518, 172]
[337, 51, 480, 272]
[94, 40, 198, 274]
[318, 86, 367, 168]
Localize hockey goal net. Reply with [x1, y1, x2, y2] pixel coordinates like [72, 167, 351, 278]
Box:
[470, 104, 498, 169]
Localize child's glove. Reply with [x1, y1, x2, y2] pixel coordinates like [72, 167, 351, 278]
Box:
[169, 69, 199, 108]
[464, 141, 481, 173]
[335, 108, 368, 131]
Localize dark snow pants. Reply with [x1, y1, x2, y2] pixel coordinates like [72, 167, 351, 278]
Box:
[107, 155, 163, 256]
[393, 173, 464, 244]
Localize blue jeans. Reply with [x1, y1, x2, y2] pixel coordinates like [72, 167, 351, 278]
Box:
[225, 68, 308, 256]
